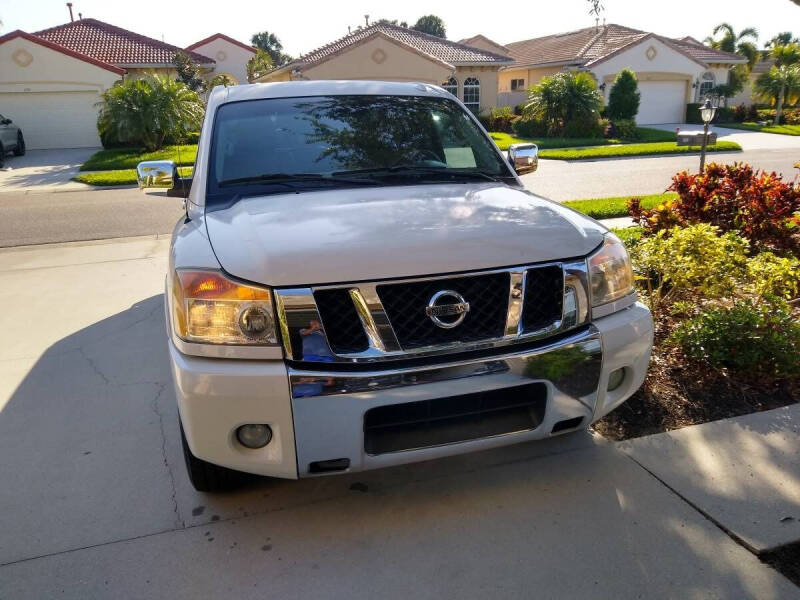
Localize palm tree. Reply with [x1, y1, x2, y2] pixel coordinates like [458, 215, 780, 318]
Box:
[210, 73, 236, 88]
[524, 71, 602, 136]
[97, 75, 204, 150]
[705, 23, 760, 67]
[754, 43, 800, 124]
[766, 32, 799, 49]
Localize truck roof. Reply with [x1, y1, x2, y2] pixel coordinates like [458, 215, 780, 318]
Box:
[207, 80, 450, 108]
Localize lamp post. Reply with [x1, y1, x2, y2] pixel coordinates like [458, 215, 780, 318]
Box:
[699, 98, 717, 172]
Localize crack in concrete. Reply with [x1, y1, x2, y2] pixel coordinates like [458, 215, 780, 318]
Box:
[77, 346, 110, 386]
[150, 381, 184, 530]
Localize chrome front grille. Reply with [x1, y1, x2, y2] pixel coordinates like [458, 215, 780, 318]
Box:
[275, 260, 590, 364]
[377, 272, 510, 349]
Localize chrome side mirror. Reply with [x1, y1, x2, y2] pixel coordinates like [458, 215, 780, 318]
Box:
[507, 143, 538, 174]
[137, 160, 177, 189]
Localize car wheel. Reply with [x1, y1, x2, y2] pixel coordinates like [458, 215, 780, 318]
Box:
[0, 143, 5, 168]
[13, 133, 25, 156]
[180, 420, 249, 492]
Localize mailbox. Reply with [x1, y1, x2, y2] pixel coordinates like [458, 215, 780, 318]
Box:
[676, 131, 717, 146]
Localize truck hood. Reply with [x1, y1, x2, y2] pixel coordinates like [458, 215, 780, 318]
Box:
[205, 183, 606, 287]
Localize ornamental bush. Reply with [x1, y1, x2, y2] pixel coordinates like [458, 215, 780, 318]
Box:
[612, 118, 638, 140]
[670, 299, 800, 377]
[628, 163, 800, 254]
[746, 252, 800, 299]
[606, 68, 640, 121]
[488, 106, 516, 133]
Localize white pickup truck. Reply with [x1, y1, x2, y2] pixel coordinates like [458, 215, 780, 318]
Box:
[138, 81, 653, 491]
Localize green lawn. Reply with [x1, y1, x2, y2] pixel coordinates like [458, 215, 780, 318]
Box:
[563, 193, 676, 219]
[716, 122, 800, 136]
[80, 145, 198, 171]
[540, 141, 741, 160]
[73, 166, 193, 186]
[489, 127, 675, 151]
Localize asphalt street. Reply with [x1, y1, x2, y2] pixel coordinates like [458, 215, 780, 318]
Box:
[0, 148, 797, 247]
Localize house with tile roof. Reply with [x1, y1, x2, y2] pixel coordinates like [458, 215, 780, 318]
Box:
[493, 24, 746, 124]
[256, 23, 513, 114]
[0, 18, 252, 149]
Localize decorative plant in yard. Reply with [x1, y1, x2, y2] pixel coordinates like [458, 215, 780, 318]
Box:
[97, 75, 204, 151]
[246, 49, 274, 83]
[628, 163, 800, 254]
[606, 68, 640, 122]
[754, 43, 800, 124]
[523, 71, 603, 136]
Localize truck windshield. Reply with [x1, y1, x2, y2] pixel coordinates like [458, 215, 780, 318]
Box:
[206, 95, 515, 206]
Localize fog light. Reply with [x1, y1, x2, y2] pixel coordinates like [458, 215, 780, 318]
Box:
[607, 368, 625, 392]
[236, 424, 272, 449]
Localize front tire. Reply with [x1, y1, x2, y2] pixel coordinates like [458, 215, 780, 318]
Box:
[13, 133, 25, 156]
[180, 421, 249, 492]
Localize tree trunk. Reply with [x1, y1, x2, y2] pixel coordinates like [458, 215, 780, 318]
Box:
[775, 85, 785, 125]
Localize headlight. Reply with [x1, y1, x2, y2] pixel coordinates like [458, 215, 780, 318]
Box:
[171, 270, 278, 345]
[588, 234, 634, 307]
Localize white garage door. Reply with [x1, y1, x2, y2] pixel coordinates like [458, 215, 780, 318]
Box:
[0, 91, 102, 149]
[636, 81, 686, 125]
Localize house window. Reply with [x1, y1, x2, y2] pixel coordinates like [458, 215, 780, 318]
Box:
[510, 78, 525, 91]
[441, 76, 458, 97]
[698, 80, 715, 100]
[463, 77, 480, 113]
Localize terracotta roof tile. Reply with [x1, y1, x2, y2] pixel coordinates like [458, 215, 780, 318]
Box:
[291, 23, 512, 68]
[504, 24, 746, 69]
[34, 18, 214, 66]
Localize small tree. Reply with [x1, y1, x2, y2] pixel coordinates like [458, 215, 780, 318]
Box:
[607, 68, 640, 121]
[97, 75, 204, 151]
[524, 71, 602, 136]
[173, 51, 206, 93]
[412, 15, 446, 38]
[210, 73, 236, 88]
[251, 31, 292, 66]
[246, 49, 274, 83]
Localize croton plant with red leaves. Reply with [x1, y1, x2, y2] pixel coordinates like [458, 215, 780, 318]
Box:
[628, 163, 800, 254]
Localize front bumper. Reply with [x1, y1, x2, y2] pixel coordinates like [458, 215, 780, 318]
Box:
[170, 303, 653, 479]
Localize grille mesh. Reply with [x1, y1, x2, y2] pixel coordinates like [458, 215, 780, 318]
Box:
[313, 289, 369, 354]
[377, 273, 510, 349]
[521, 266, 564, 332]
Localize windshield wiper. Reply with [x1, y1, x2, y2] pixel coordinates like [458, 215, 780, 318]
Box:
[218, 173, 379, 187]
[334, 165, 504, 182]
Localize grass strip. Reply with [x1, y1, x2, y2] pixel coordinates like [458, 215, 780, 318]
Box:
[80, 145, 198, 171]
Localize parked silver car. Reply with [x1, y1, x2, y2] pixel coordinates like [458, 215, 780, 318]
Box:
[0, 114, 26, 167]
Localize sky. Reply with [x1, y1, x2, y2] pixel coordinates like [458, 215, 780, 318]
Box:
[2, 0, 799, 58]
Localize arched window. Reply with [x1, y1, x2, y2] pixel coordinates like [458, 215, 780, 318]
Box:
[698, 71, 716, 101]
[441, 76, 458, 97]
[463, 77, 480, 113]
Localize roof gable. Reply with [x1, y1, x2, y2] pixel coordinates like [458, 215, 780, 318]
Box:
[33, 18, 215, 66]
[291, 23, 513, 70]
[186, 33, 256, 54]
[505, 24, 746, 69]
[0, 29, 125, 74]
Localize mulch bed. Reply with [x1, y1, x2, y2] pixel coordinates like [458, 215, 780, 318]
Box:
[592, 314, 799, 441]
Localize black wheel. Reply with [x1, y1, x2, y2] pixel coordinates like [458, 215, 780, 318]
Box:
[0, 143, 5, 168]
[13, 132, 25, 156]
[180, 420, 249, 492]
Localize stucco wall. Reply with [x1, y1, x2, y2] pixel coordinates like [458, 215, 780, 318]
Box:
[498, 66, 562, 94]
[303, 36, 452, 84]
[452, 66, 499, 114]
[189, 38, 254, 85]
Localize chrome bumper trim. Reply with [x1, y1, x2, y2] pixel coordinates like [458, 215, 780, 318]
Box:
[288, 325, 602, 400]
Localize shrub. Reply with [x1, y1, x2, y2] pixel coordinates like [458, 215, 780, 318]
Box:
[512, 117, 548, 138]
[746, 252, 800, 299]
[563, 117, 604, 138]
[628, 163, 800, 253]
[733, 104, 748, 122]
[523, 71, 603, 136]
[97, 75, 204, 151]
[670, 299, 800, 377]
[686, 103, 737, 124]
[488, 106, 516, 133]
[630, 224, 748, 308]
[607, 68, 640, 121]
[746, 104, 760, 121]
[613, 118, 638, 140]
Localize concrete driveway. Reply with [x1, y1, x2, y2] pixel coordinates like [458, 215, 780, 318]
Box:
[0, 237, 797, 599]
[0, 148, 97, 192]
[651, 123, 800, 151]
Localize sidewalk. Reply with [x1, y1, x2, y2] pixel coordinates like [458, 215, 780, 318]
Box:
[0, 237, 797, 599]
